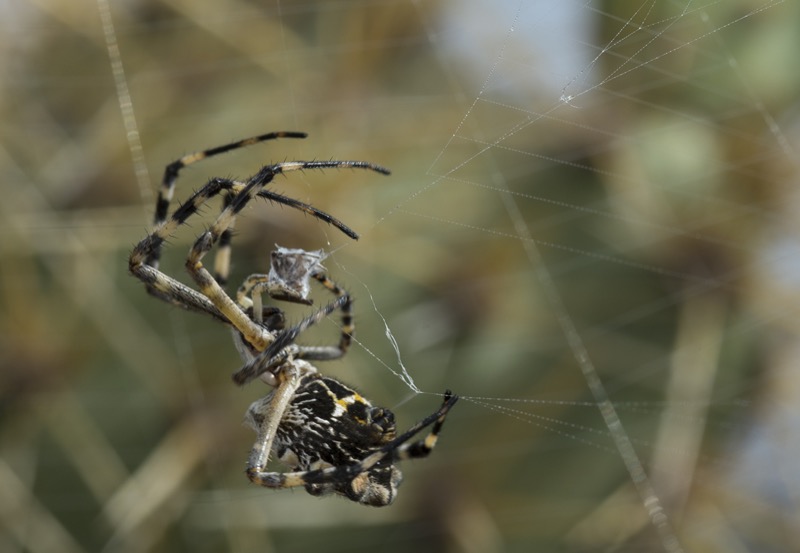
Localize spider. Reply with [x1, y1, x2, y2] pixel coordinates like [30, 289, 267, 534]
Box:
[129, 132, 458, 506]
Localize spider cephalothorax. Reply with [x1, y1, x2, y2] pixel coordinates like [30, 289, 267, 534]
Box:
[129, 132, 457, 506]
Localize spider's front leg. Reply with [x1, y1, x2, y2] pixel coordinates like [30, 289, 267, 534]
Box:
[148, 131, 308, 271]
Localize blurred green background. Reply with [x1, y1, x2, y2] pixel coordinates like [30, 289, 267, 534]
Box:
[2, 1, 799, 552]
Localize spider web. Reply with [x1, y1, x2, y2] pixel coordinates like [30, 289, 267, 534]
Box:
[1, 1, 798, 552]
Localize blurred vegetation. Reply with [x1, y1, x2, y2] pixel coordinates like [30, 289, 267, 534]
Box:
[1, 1, 799, 552]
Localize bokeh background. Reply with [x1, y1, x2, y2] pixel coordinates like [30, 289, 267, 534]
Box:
[2, 1, 800, 552]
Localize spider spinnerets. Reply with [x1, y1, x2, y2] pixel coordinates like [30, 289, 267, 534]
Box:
[128, 132, 457, 506]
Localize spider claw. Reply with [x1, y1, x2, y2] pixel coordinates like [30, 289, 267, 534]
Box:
[442, 389, 458, 408]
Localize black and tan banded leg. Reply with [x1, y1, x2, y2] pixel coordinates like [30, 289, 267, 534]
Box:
[256, 189, 360, 240]
[214, 182, 360, 286]
[214, 191, 236, 286]
[150, 129, 375, 274]
[231, 293, 350, 385]
[130, 177, 243, 321]
[235, 274, 274, 324]
[392, 390, 458, 461]
[236, 270, 353, 353]
[265, 271, 356, 362]
[147, 131, 308, 270]
[294, 271, 355, 360]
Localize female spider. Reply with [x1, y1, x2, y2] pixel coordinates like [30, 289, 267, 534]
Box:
[128, 132, 458, 506]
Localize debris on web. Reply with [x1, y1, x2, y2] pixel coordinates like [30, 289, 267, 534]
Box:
[267, 246, 327, 304]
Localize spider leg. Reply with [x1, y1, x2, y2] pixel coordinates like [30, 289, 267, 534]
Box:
[231, 270, 355, 385]
[184, 170, 282, 351]
[148, 131, 307, 270]
[392, 390, 458, 461]
[385, 390, 458, 459]
[151, 130, 381, 269]
[262, 271, 356, 360]
[236, 275, 280, 325]
[214, 190, 237, 285]
[257, 189, 359, 240]
[130, 177, 242, 321]
[301, 271, 355, 360]
[232, 294, 349, 385]
[246, 391, 458, 492]
[244, 360, 316, 483]
[218, 185, 361, 285]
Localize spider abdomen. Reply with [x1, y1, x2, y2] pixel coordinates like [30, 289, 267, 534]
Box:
[273, 374, 404, 505]
[275, 375, 395, 466]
